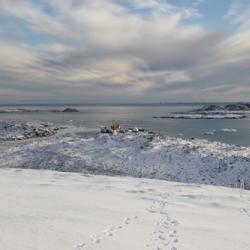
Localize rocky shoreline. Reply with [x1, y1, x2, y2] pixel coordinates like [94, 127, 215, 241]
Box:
[0, 121, 61, 142]
[153, 113, 247, 119]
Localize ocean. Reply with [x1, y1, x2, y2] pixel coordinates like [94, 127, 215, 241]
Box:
[0, 104, 250, 146]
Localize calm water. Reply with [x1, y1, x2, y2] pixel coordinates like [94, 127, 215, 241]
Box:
[0, 104, 250, 146]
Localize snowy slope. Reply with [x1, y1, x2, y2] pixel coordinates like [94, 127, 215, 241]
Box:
[0, 168, 250, 250]
[1, 132, 250, 188]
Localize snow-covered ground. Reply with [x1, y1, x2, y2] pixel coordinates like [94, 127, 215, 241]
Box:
[1, 132, 250, 188]
[0, 168, 250, 250]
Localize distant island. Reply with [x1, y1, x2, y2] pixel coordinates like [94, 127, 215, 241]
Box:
[153, 103, 250, 119]
[62, 108, 78, 112]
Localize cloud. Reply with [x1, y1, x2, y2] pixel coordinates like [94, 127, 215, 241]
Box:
[132, 0, 176, 13]
[227, 0, 250, 30]
[0, 0, 250, 103]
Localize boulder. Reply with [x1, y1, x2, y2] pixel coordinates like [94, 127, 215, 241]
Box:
[100, 127, 113, 134]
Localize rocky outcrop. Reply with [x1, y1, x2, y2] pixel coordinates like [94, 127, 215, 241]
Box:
[63, 108, 79, 112]
[224, 103, 250, 111]
[197, 104, 224, 112]
[153, 103, 250, 120]
[197, 103, 250, 112]
[0, 121, 60, 142]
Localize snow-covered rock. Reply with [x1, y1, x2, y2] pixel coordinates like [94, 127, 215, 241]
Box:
[0, 121, 60, 141]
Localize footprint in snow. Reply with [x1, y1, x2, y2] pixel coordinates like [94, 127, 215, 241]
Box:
[146, 192, 179, 250]
[74, 243, 86, 249]
[74, 215, 138, 249]
[240, 208, 250, 217]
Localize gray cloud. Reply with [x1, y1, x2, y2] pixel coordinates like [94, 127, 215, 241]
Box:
[0, 0, 250, 103]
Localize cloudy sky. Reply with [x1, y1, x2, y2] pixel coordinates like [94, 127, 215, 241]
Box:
[0, 0, 250, 104]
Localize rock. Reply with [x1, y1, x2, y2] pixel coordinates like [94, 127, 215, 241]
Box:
[0, 121, 59, 142]
[197, 104, 224, 112]
[63, 108, 78, 113]
[197, 103, 250, 112]
[224, 103, 250, 111]
[133, 127, 139, 133]
[34, 127, 56, 137]
[100, 127, 113, 134]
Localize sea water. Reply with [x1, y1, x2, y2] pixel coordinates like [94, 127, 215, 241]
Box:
[0, 104, 250, 146]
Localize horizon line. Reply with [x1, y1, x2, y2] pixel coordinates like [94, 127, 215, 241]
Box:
[0, 101, 249, 106]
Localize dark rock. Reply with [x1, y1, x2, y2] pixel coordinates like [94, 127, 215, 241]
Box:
[197, 104, 224, 111]
[224, 103, 250, 111]
[197, 103, 250, 112]
[100, 127, 113, 134]
[63, 108, 78, 112]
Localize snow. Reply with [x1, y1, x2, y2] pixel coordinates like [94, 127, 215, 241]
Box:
[0, 168, 250, 250]
[1, 132, 250, 188]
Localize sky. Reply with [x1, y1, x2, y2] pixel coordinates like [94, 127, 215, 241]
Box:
[0, 0, 250, 104]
